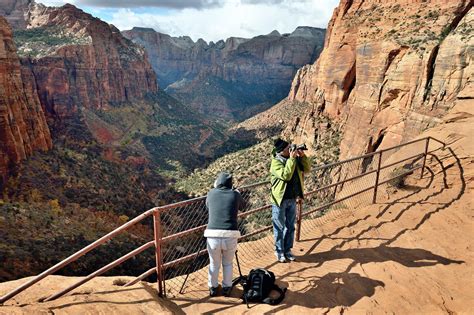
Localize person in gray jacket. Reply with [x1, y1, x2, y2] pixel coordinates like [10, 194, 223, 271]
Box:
[204, 172, 243, 297]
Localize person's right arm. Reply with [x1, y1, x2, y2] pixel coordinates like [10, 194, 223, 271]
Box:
[271, 157, 296, 182]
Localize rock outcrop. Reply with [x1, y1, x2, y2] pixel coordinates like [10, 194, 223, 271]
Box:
[288, 0, 473, 160]
[2, 1, 158, 117]
[123, 26, 325, 120]
[0, 16, 51, 186]
[0, 0, 30, 29]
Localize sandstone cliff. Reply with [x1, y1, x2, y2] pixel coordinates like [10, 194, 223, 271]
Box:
[0, 0, 29, 29]
[0, 16, 51, 187]
[123, 27, 325, 121]
[288, 0, 473, 160]
[0, 0, 157, 116]
[2, 1, 158, 117]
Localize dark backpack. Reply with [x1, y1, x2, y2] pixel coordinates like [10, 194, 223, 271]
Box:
[235, 268, 286, 305]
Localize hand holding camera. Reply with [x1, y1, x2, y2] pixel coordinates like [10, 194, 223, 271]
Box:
[289, 143, 307, 158]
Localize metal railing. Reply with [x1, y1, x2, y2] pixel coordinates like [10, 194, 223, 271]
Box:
[0, 136, 446, 303]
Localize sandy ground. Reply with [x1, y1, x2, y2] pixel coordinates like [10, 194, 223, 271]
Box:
[1, 100, 473, 314]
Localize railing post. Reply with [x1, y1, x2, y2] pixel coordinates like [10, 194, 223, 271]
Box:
[296, 198, 303, 242]
[153, 210, 164, 297]
[373, 151, 383, 204]
[420, 137, 430, 179]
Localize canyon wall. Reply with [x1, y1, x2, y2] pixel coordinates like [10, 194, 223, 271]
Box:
[288, 0, 473, 160]
[0, 1, 230, 174]
[0, 0, 160, 184]
[0, 16, 51, 185]
[1, 1, 158, 117]
[123, 26, 325, 88]
[123, 27, 326, 120]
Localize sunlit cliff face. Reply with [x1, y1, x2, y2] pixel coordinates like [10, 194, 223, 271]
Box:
[288, 0, 472, 160]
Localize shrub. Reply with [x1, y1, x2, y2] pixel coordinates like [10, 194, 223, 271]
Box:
[113, 278, 128, 286]
[119, 215, 129, 223]
[387, 167, 410, 188]
[49, 199, 62, 216]
[439, 25, 452, 42]
[29, 189, 43, 203]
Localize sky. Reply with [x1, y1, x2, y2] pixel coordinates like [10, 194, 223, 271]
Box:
[39, 0, 340, 42]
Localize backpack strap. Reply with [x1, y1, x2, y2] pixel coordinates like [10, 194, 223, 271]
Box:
[232, 275, 247, 288]
[261, 284, 287, 305]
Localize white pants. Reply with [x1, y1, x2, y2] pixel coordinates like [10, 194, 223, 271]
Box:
[207, 237, 238, 288]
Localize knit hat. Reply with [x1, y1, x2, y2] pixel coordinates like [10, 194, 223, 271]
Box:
[274, 138, 289, 153]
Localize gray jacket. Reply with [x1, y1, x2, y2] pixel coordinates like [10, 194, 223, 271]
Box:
[204, 172, 243, 238]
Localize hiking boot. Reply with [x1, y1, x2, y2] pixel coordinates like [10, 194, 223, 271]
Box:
[209, 287, 218, 297]
[222, 286, 232, 297]
[285, 251, 296, 261]
[276, 252, 286, 263]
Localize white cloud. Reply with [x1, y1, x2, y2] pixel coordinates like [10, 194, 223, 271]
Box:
[39, 0, 339, 42]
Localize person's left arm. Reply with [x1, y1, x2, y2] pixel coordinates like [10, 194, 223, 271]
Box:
[298, 151, 311, 172]
[237, 190, 245, 211]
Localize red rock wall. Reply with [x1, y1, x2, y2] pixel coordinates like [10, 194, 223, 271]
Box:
[288, 0, 473, 160]
[22, 3, 158, 117]
[0, 16, 51, 185]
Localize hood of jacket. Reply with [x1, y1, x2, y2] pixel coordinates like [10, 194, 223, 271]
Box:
[214, 172, 233, 189]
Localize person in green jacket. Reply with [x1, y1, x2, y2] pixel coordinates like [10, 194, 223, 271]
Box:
[270, 138, 311, 263]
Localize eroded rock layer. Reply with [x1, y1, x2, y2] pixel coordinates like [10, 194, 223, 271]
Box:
[288, 0, 473, 160]
[123, 27, 325, 120]
[0, 16, 51, 185]
[3, 1, 158, 117]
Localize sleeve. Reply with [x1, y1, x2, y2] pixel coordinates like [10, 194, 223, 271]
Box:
[301, 156, 311, 172]
[237, 192, 245, 211]
[271, 157, 296, 182]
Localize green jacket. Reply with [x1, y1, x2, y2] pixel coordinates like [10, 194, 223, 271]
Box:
[270, 151, 311, 206]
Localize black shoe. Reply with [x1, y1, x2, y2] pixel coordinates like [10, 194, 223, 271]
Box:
[209, 287, 218, 297]
[222, 286, 232, 297]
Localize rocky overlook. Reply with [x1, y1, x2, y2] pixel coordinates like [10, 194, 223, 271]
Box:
[0, 16, 51, 186]
[123, 26, 325, 121]
[287, 0, 473, 160]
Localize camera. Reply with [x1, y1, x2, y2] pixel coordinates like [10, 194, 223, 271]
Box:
[289, 143, 307, 152]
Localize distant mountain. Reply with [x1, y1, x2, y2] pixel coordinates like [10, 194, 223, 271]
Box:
[122, 26, 326, 121]
[8, 1, 157, 115]
[0, 0, 30, 29]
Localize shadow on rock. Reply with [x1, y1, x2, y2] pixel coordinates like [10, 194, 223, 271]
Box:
[298, 245, 464, 267]
[282, 272, 384, 309]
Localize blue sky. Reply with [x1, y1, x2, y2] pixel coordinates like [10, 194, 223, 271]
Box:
[39, 0, 340, 42]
